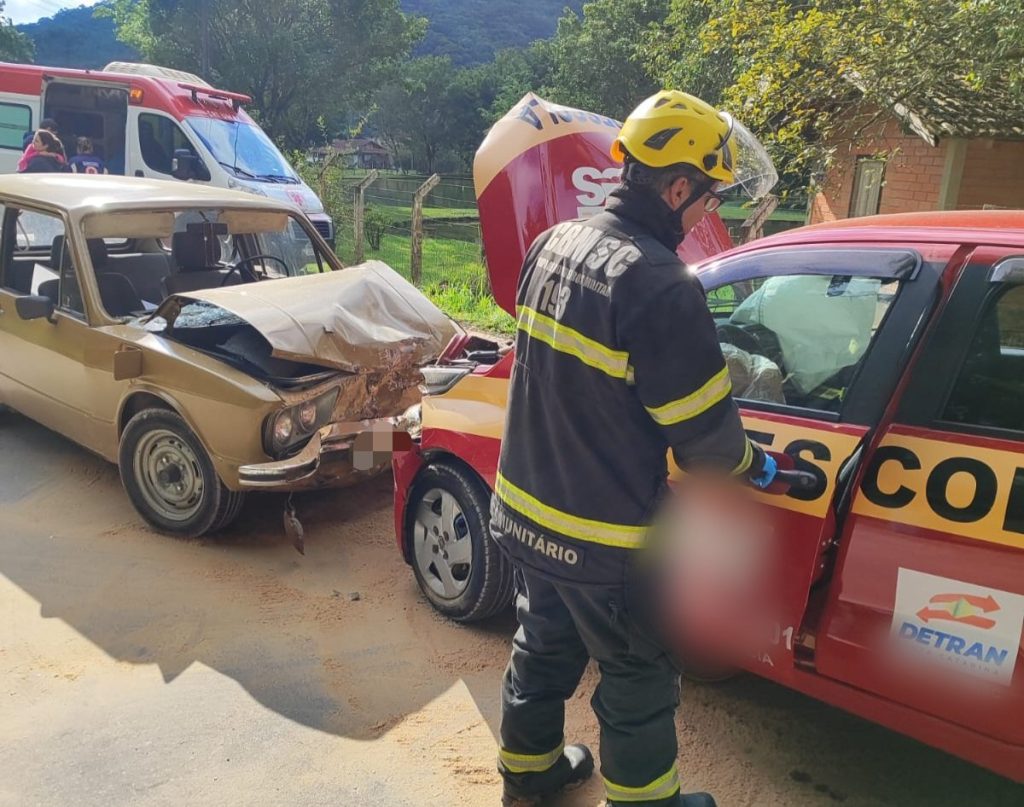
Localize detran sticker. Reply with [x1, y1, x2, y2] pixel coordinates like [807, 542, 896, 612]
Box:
[891, 568, 1024, 686]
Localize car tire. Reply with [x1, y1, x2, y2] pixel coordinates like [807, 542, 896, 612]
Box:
[406, 460, 514, 622]
[119, 408, 245, 538]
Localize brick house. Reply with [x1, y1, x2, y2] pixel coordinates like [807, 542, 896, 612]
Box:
[809, 87, 1024, 223]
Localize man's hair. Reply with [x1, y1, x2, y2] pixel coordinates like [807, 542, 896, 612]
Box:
[40, 118, 59, 133]
[77, 136, 94, 154]
[622, 155, 711, 195]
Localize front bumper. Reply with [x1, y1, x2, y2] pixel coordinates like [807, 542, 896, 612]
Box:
[238, 417, 409, 490]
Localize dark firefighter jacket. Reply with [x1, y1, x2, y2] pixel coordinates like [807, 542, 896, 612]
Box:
[490, 184, 766, 585]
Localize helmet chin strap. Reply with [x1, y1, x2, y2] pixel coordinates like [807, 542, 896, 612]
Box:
[622, 158, 711, 242]
[673, 184, 710, 238]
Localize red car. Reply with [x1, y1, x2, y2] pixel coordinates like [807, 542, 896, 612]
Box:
[392, 95, 1024, 781]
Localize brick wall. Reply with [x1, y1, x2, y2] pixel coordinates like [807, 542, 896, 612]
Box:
[809, 117, 947, 224]
[955, 139, 1024, 209]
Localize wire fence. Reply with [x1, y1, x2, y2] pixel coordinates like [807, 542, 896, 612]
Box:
[299, 161, 808, 334]
[331, 170, 488, 294]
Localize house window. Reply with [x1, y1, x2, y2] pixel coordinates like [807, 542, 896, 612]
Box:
[849, 158, 885, 217]
[0, 103, 31, 151]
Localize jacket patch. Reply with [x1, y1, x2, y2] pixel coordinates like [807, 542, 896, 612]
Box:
[491, 503, 584, 567]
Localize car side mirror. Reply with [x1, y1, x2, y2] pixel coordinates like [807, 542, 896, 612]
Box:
[15, 294, 55, 322]
[172, 149, 211, 183]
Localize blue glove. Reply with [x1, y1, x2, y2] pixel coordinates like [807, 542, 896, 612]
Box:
[750, 454, 778, 489]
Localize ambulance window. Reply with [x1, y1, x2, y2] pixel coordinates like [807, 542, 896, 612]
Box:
[138, 113, 192, 175]
[943, 285, 1024, 433]
[711, 274, 900, 412]
[0, 103, 31, 150]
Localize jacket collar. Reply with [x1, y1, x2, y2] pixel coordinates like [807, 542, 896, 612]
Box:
[604, 183, 683, 251]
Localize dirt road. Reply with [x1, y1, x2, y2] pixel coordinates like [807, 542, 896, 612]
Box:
[1, 409, 1020, 807]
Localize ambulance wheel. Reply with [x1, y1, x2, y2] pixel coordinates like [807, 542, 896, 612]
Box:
[406, 460, 514, 622]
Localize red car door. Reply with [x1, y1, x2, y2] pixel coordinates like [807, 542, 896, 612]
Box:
[816, 246, 1024, 777]
[691, 240, 953, 688]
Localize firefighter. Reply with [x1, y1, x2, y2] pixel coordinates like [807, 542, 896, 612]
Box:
[489, 90, 780, 807]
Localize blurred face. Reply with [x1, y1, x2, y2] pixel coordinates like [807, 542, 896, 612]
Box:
[32, 131, 44, 151]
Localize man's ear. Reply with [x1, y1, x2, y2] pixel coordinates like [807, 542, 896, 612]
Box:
[668, 175, 692, 208]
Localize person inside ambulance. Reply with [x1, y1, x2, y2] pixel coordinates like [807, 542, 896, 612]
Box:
[490, 91, 779, 807]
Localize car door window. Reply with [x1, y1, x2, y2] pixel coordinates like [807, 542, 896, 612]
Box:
[2, 209, 79, 314]
[138, 113, 192, 175]
[707, 274, 900, 412]
[943, 285, 1024, 432]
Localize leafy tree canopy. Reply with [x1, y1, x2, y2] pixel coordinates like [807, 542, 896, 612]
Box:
[696, 0, 1024, 178]
[103, 0, 424, 147]
[0, 0, 33, 62]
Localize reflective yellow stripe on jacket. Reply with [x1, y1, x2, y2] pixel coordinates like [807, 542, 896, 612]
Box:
[495, 472, 647, 549]
[604, 764, 682, 803]
[517, 305, 629, 380]
[644, 365, 732, 426]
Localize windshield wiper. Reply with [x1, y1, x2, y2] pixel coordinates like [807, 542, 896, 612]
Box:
[218, 161, 257, 180]
[255, 173, 298, 184]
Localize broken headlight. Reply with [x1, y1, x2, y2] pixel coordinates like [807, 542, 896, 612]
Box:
[265, 388, 339, 457]
[419, 365, 472, 396]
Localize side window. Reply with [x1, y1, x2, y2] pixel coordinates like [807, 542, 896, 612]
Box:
[709, 274, 900, 412]
[1, 209, 81, 316]
[256, 219, 324, 277]
[0, 103, 31, 151]
[943, 285, 1024, 432]
[138, 113, 192, 174]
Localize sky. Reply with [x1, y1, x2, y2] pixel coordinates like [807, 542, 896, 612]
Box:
[4, 1, 103, 25]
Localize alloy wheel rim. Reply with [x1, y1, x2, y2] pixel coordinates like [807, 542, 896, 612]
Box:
[412, 488, 473, 600]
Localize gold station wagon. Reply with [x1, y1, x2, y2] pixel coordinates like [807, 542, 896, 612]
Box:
[0, 175, 456, 536]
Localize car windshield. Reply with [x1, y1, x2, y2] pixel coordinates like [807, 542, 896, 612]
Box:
[185, 116, 299, 183]
[74, 207, 333, 316]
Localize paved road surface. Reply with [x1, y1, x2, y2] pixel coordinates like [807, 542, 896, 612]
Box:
[1, 410, 1020, 806]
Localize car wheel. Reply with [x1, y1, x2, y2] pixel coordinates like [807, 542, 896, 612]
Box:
[406, 460, 514, 622]
[119, 408, 245, 537]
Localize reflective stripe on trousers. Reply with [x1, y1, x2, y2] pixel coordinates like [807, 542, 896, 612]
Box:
[498, 741, 564, 774]
[604, 763, 681, 802]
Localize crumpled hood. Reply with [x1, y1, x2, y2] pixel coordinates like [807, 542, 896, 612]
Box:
[160, 261, 459, 373]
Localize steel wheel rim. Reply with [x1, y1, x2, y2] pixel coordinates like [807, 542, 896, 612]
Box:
[133, 428, 205, 522]
[412, 488, 473, 601]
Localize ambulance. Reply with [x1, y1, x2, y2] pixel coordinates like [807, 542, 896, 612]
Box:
[0, 61, 333, 242]
[392, 94, 1024, 780]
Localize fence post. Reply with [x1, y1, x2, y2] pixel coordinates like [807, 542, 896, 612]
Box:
[353, 170, 380, 263]
[411, 173, 441, 285]
[738, 194, 779, 243]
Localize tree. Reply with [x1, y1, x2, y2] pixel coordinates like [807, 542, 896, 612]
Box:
[103, 0, 424, 147]
[698, 0, 1024, 182]
[373, 56, 491, 173]
[0, 1, 33, 62]
[645, 0, 732, 106]
[543, 0, 669, 119]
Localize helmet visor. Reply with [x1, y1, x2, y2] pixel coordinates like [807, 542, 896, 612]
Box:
[718, 115, 778, 201]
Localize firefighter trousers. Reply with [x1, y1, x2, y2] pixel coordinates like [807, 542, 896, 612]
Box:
[499, 565, 683, 804]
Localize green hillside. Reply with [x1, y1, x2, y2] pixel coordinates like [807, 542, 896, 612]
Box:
[404, 0, 585, 64]
[18, 1, 584, 70]
[17, 5, 138, 68]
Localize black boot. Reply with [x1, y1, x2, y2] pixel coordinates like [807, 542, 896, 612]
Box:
[608, 793, 717, 807]
[500, 744, 594, 806]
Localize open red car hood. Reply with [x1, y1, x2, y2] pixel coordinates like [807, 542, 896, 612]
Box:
[474, 93, 734, 315]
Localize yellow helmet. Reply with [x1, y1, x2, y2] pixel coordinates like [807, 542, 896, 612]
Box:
[612, 89, 779, 200]
[612, 89, 735, 184]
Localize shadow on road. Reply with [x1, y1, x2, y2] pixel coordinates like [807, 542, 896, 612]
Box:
[2, 410, 1021, 806]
